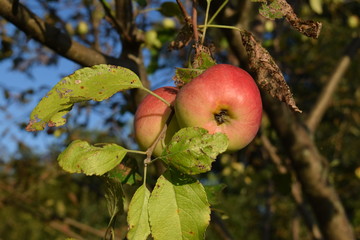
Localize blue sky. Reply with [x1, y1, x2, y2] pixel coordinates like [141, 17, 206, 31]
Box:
[0, 1, 179, 160]
[0, 56, 79, 159]
[0, 49, 177, 160]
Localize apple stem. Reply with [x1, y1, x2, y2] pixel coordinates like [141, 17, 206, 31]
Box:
[141, 87, 172, 107]
[126, 149, 147, 155]
[192, 0, 199, 43]
[143, 161, 148, 186]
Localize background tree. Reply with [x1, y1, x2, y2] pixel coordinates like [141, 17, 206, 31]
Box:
[0, 0, 359, 239]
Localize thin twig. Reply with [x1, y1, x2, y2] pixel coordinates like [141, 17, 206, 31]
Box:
[210, 211, 234, 240]
[192, 0, 199, 44]
[306, 37, 360, 132]
[98, 0, 130, 41]
[261, 134, 287, 174]
[145, 107, 175, 163]
[291, 180, 323, 240]
[176, 0, 190, 19]
[260, 135, 323, 240]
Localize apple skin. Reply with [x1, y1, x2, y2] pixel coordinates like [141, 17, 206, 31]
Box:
[175, 64, 262, 152]
[134, 87, 180, 156]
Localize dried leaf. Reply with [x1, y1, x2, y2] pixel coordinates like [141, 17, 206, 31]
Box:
[277, 0, 322, 39]
[241, 30, 302, 113]
[168, 23, 193, 50]
[256, 0, 322, 39]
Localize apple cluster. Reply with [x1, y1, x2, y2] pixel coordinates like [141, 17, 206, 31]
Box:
[134, 64, 263, 157]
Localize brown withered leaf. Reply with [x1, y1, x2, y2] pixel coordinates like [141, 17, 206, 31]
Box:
[241, 30, 302, 113]
[277, 0, 322, 39]
[168, 22, 193, 50]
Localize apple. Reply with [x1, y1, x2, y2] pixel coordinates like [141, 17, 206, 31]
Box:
[175, 64, 262, 152]
[134, 86, 180, 156]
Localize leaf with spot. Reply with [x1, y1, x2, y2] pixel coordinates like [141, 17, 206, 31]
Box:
[259, 0, 284, 20]
[26, 64, 143, 131]
[174, 47, 216, 86]
[160, 127, 228, 175]
[58, 140, 127, 176]
[240, 30, 302, 112]
[148, 169, 210, 240]
[127, 185, 151, 240]
[174, 67, 205, 86]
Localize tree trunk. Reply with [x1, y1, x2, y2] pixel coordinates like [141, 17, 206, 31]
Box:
[262, 93, 355, 240]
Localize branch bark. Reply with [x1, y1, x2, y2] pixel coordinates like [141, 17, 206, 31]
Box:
[0, 0, 149, 111]
[262, 94, 355, 240]
[0, 0, 129, 68]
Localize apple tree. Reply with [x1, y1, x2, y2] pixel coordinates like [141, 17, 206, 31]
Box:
[0, 0, 359, 239]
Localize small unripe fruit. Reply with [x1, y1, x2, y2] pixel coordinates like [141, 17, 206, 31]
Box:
[145, 30, 161, 48]
[134, 87, 180, 156]
[264, 20, 275, 32]
[162, 18, 176, 29]
[76, 21, 89, 35]
[348, 15, 359, 28]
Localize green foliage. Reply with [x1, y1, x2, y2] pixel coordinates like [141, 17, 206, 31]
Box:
[127, 185, 151, 240]
[26, 64, 142, 131]
[159, 2, 182, 18]
[203, 183, 226, 206]
[107, 158, 142, 185]
[259, 0, 284, 20]
[148, 169, 210, 240]
[174, 67, 206, 84]
[160, 127, 228, 175]
[58, 140, 127, 176]
[104, 178, 124, 235]
[174, 50, 216, 85]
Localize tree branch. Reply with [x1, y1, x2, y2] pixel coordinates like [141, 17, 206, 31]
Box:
[0, 0, 135, 69]
[262, 93, 355, 240]
[261, 135, 323, 240]
[306, 37, 360, 132]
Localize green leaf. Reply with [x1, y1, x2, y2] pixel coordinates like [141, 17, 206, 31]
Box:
[148, 169, 210, 240]
[135, 0, 147, 7]
[26, 64, 142, 131]
[160, 127, 228, 175]
[259, 1, 284, 20]
[104, 178, 124, 231]
[174, 50, 216, 86]
[159, 2, 181, 17]
[174, 68, 205, 85]
[107, 158, 142, 185]
[127, 185, 151, 240]
[204, 183, 226, 206]
[192, 50, 217, 70]
[58, 140, 127, 175]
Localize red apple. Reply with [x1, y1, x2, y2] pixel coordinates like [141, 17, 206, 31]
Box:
[175, 64, 262, 152]
[134, 86, 180, 156]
